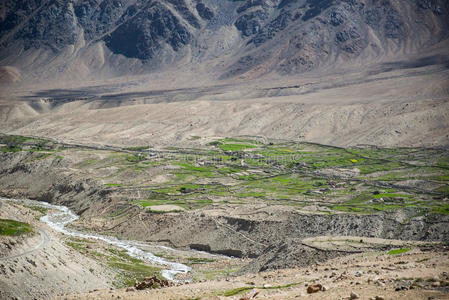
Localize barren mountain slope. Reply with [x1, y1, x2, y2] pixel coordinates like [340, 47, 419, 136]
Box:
[1, 58, 448, 148]
[0, 0, 448, 83]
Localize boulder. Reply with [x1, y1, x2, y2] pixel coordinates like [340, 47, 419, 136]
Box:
[307, 284, 322, 294]
[134, 276, 170, 290]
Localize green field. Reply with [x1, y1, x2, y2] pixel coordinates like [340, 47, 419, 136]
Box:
[2, 134, 449, 215]
[0, 219, 32, 236]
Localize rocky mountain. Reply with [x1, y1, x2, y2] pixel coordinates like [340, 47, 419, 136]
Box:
[0, 0, 448, 83]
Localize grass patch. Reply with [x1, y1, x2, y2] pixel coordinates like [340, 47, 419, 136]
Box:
[0, 219, 32, 236]
[218, 143, 257, 151]
[0, 134, 33, 144]
[108, 261, 163, 287]
[176, 163, 213, 172]
[66, 241, 87, 251]
[220, 282, 301, 296]
[68, 237, 95, 243]
[373, 193, 413, 199]
[1, 145, 22, 152]
[436, 185, 449, 195]
[221, 286, 255, 297]
[357, 162, 404, 174]
[108, 248, 141, 263]
[24, 205, 48, 220]
[25, 205, 48, 215]
[29, 152, 53, 160]
[186, 257, 216, 264]
[126, 154, 145, 163]
[105, 183, 122, 187]
[332, 205, 362, 213]
[388, 248, 411, 255]
[431, 204, 449, 215]
[124, 146, 150, 151]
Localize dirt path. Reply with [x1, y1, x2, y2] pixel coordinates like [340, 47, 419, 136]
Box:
[0, 228, 49, 261]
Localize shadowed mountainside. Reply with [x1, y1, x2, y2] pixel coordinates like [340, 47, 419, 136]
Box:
[0, 0, 448, 83]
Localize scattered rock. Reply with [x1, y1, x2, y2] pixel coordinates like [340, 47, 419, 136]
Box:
[395, 285, 408, 291]
[134, 277, 170, 290]
[126, 287, 135, 292]
[350, 291, 359, 299]
[375, 296, 385, 300]
[431, 281, 440, 287]
[307, 284, 322, 294]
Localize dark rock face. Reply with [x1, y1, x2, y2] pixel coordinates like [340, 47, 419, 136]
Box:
[384, 9, 405, 39]
[235, 10, 267, 36]
[335, 24, 367, 54]
[250, 10, 293, 46]
[417, 0, 448, 14]
[0, 1, 41, 38]
[74, 0, 130, 41]
[330, 7, 347, 26]
[195, 2, 214, 20]
[365, 8, 382, 28]
[0, 0, 448, 78]
[104, 3, 191, 60]
[237, 0, 267, 14]
[363, 1, 406, 39]
[302, 0, 335, 21]
[12, 0, 78, 50]
[166, 0, 201, 29]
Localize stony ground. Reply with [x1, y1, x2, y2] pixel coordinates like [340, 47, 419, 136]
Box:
[52, 247, 449, 300]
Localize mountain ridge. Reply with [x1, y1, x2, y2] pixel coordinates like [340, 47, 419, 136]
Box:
[0, 0, 448, 84]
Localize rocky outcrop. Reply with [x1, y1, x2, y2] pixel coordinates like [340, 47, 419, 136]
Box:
[134, 276, 170, 290]
[104, 2, 192, 60]
[195, 1, 214, 20]
[12, 0, 79, 50]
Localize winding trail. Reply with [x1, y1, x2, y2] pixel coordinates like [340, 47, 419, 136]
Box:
[0, 228, 49, 261]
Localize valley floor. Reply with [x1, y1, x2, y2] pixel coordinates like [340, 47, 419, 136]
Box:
[0, 134, 448, 299]
[0, 63, 448, 298]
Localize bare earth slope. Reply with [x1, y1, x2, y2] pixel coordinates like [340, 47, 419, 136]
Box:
[1, 58, 448, 148]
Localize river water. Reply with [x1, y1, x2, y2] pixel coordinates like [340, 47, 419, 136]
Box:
[0, 197, 191, 281]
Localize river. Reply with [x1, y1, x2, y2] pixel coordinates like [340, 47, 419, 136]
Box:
[0, 197, 191, 281]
